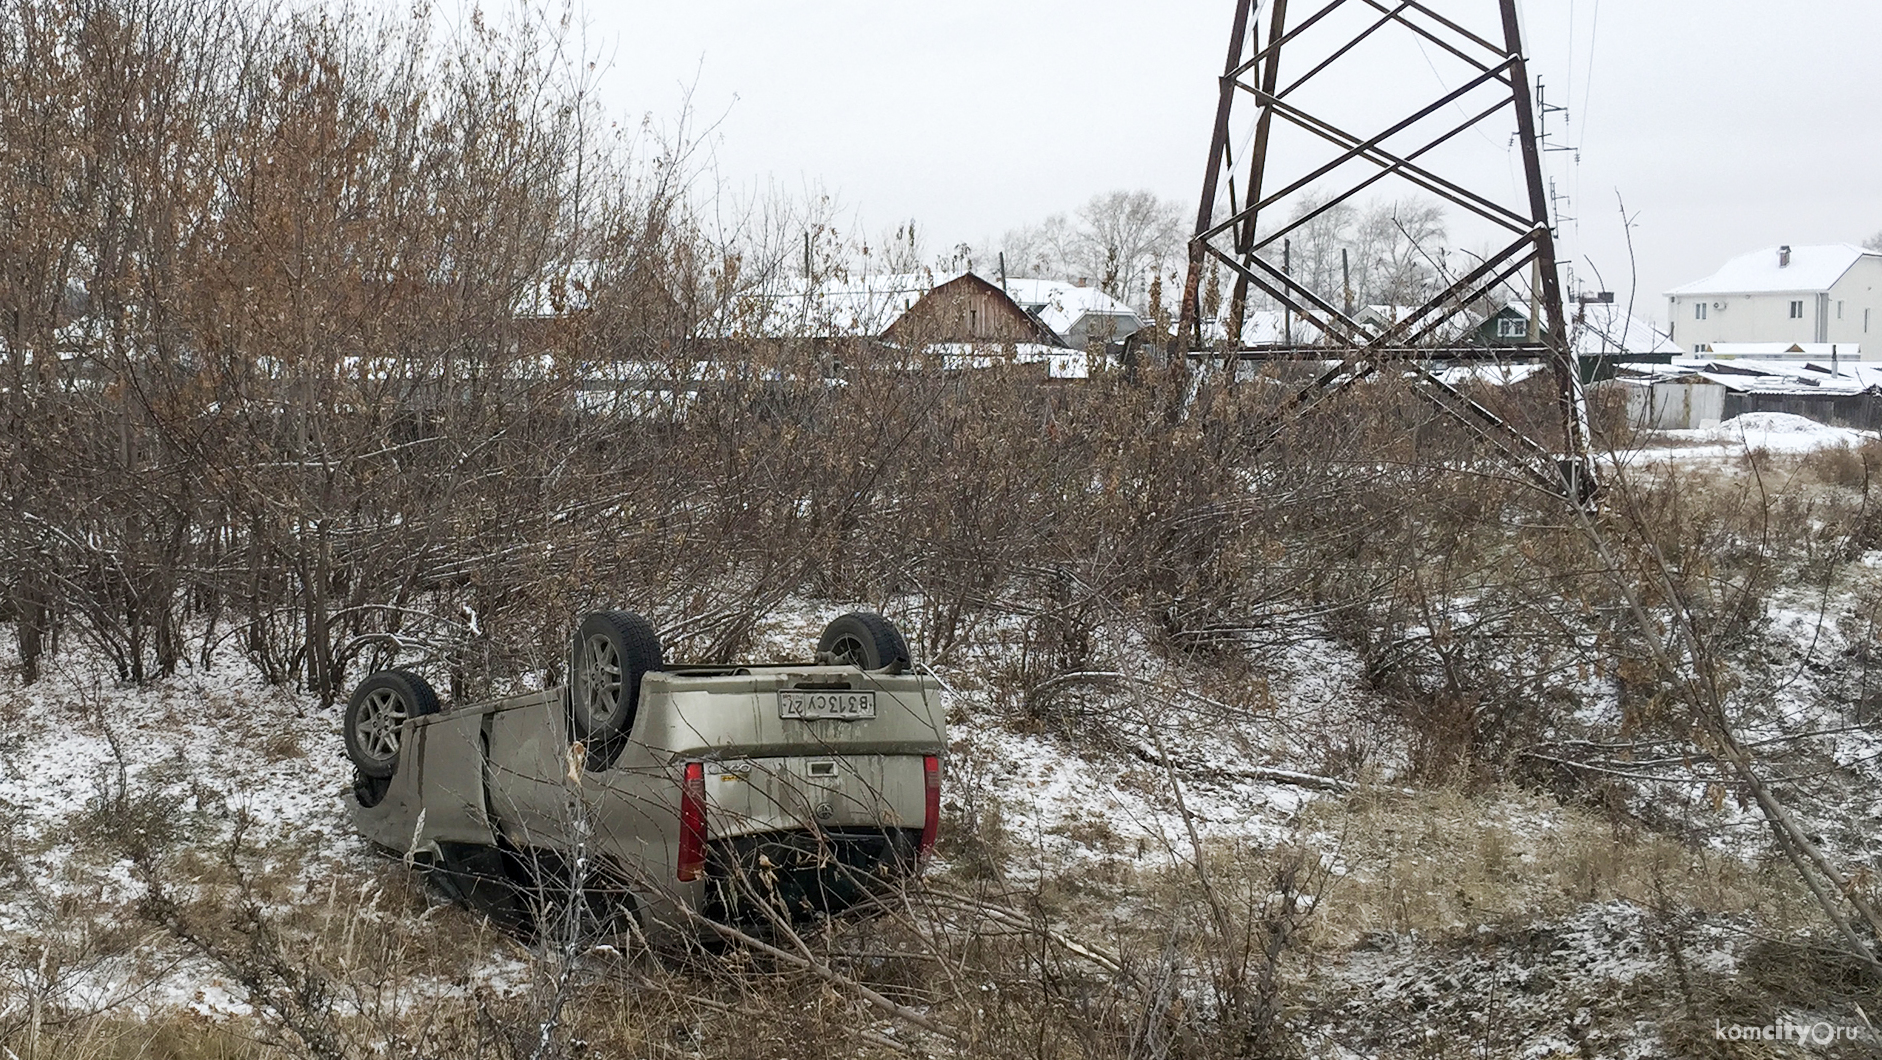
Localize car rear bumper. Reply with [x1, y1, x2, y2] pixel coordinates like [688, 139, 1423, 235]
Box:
[702, 827, 921, 923]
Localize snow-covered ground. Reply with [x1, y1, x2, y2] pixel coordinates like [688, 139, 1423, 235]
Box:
[1624, 411, 1878, 462]
[0, 569, 1875, 1054]
[0, 650, 358, 1018]
[0, 658, 353, 857]
[1313, 902, 1749, 1060]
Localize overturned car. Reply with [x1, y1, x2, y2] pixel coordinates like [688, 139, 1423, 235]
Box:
[341, 611, 946, 944]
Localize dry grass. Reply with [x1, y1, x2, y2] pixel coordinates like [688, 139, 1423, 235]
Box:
[1298, 785, 1812, 948]
[17, 1018, 281, 1060]
[1009, 777, 1809, 965]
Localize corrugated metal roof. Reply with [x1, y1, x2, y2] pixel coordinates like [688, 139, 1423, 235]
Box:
[1623, 356, 1882, 395]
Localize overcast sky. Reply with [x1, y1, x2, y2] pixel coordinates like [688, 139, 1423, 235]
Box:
[569, 0, 1882, 325]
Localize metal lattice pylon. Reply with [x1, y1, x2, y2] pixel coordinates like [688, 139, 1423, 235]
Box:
[1176, 0, 1595, 499]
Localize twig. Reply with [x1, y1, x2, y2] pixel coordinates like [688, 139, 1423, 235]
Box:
[681, 910, 963, 1044]
[919, 889, 1139, 985]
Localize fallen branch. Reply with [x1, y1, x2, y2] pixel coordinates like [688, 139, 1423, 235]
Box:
[1128, 741, 1411, 797]
[919, 889, 1139, 986]
[1518, 751, 1728, 786]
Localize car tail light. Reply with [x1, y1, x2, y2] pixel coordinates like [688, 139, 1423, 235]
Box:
[677, 761, 707, 882]
[920, 754, 941, 859]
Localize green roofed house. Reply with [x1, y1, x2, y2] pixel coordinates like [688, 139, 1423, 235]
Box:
[1475, 298, 1680, 380]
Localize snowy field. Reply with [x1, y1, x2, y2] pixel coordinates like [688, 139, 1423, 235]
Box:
[1623, 410, 1878, 462]
[1, 424, 1879, 1055]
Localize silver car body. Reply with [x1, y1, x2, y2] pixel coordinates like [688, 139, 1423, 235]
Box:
[348, 664, 947, 942]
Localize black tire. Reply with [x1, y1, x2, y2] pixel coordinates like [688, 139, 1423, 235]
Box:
[817, 612, 911, 671]
[353, 771, 391, 809]
[343, 669, 441, 780]
[569, 610, 663, 742]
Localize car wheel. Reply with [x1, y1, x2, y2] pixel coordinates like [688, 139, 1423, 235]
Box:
[570, 610, 663, 742]
[817, 612, 911, 671]
[344, 670, 441, 780]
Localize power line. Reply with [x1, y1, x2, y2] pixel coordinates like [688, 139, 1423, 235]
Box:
[1578, 0, 1601, 141]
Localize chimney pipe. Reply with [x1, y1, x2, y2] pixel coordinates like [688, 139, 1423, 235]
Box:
[1779, 245, 1792, 268]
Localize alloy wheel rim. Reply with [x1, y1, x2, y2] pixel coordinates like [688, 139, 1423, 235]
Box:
[830, 633, 867, 666]
[582, 634, 624, 722]
[356, 688, 409, 762]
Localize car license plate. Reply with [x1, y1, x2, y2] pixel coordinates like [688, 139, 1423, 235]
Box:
[778, 689, 876, 721]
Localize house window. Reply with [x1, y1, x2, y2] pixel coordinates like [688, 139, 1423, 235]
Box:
[1496, 316, 1527, 339]
[1838, 300, 1845, 319]
[1790, 299, 1805, 319]
[1868, 308, 1872, 333]
[1694, 302, 1706, 320]
[1694, 343, 1705, 353]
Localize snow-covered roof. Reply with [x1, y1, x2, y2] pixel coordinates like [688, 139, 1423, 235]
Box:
[1179, 303, 1476, 347]
[1351, 303, 1481, 343]
[1239, 309, 1328, 345]
[1357, 304, 1436, 326]
[1702, 342, 1864, 360]
[1481, 300, 1675, 356]
[1665, 244, 1878, 297]
[744, 270, 953, 337]
[1175, 308, 1332, 346]
[1620, 356, 1882, 395]
[999, 278, 1144, 340]
[1427, 363, 1549, 386]
[1571, 302, 1681, 357]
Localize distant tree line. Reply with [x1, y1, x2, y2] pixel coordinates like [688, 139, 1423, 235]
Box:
[992, 189, 1459, 326]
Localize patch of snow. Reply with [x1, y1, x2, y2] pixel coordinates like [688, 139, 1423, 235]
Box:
[1319, 902, 1745, 1059]
[1624, 411, 1877, 463]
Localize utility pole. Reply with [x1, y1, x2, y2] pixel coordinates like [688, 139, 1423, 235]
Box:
[1282, 239, 1292, 347]
[1342, 247, 1352, 318]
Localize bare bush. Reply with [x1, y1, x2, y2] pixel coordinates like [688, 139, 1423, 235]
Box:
[6, 0, 1882, 1054]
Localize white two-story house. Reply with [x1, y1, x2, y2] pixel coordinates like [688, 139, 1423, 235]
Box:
[1665, 243, 1882, 355]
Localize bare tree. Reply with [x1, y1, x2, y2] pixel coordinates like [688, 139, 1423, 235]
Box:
[1351, 198, 1447, 308]
[1282, 193, 1360, 307]
[1000, 190, 1184, 309]
[874, 218, 927, 275]
[1073, 189, 1185, 306]
[999, 212, 1078, 279]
